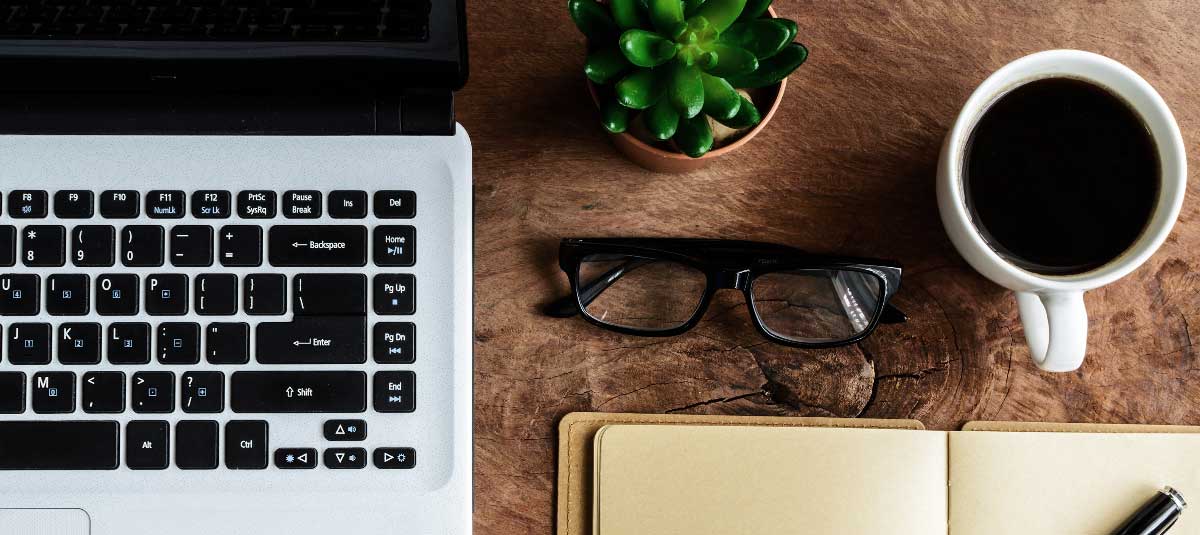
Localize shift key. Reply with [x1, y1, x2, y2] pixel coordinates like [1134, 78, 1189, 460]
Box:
[256, 316, 366, 364]
[231, 371, 366, 413]
[269, 225, 367, 267]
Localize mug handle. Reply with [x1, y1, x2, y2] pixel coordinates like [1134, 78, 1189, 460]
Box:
[1015, 291, 1088, 372]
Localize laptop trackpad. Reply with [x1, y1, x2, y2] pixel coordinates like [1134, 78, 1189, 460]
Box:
[0, 509, 90, 535]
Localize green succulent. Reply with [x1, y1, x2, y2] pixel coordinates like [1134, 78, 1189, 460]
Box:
[570, 0, 808, 158]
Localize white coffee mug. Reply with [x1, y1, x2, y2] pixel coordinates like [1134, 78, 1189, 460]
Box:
[937, 50, 1187, 372]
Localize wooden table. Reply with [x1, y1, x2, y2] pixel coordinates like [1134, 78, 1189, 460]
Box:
[459, 1, 1200, 532]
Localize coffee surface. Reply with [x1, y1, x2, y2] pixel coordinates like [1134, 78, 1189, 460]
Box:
[964, 77, 1160, 275]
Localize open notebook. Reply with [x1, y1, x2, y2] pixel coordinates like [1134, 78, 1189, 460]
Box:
[558, 413, 1200, 535]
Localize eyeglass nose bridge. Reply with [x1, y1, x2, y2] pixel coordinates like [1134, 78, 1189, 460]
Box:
[712, 269, 752, 291]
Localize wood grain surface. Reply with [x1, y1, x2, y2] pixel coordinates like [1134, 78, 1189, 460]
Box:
[459, 1, 1200, 532]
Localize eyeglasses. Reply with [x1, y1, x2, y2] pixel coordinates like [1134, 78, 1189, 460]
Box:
[545, 238, 907, 348]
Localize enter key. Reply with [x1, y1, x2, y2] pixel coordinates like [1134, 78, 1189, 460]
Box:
[256, 316, 366, 364]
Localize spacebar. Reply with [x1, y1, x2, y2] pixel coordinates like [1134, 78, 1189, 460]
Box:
[0, 421, 119, 470]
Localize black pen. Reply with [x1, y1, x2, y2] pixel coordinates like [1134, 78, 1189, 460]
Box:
[1112, 487, 1187, 535]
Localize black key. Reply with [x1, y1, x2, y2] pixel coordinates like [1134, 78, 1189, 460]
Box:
[146, 190, 185, 218]
[9, 323, 51, 365]
[256, 316, 366, 364]
[196, 274, 238, 315]
[0, 226, 14, 266]
[275, 448, 317, 469]
[132, 371, 174, 413]
[219, 225, 262, 267]
[324, 447, 367, 469]
[328, 190, 367, 218]
[182, 371, 224, 413]
[225, 420, 268, 469]
[22, 225, 65, 267]
[373, 274, 416, 315]
[108, 323, 151, 364]
[373, 371, 415, 413]
[373, 322, 415, 364]
[121, 225, 164, 267]
[0, 421, 118, 469]
[268, 225, 367, 267]
[237, 190, 276, 219]
[244, 274, 286, 315]
[146, 274, 189, 315]
[0, 273, 39, 316]
[157, 322, 200, 364]
[324, 419, 367, 441]
[9, 190, 48, 218]
[282, 190, 322, 218]
[71, 225, 116, 267]
[230, 371, 367, 413]
[293, 273, 365, 316]
[31, 371, 74, 413]
[126, 420, 169, 470]
[206, 322, 249, 364]
[54, 190, 93, 218]
[96, 274, 139, 315]
[176, 420, 219, 470]
[374, 190, 416, 219]
[373, 225, 415, 266]
[59, 323, 101, 364]
[191, 191, 231, 219]
[82, 371, 125, 413]
[170, 225, 213, 267]
[373, 447, 416, 469]
[0, 372, 24, 414]
[100, 190, 139, 218]
[47, 274, 89, 315]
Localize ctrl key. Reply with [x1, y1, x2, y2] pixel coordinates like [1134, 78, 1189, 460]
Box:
[225, 420, 268, 470]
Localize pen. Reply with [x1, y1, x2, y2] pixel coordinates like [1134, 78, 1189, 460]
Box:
[1112, 487, 1187, 535]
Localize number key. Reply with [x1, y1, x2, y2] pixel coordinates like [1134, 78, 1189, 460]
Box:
[122, 225, 164, 267]
[0, 226, 14, 267]
[22, 225, 65, 267]
[72, 225, 115, 267]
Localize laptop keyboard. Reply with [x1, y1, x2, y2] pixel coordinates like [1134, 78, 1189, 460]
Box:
[0, 0, 431, 41]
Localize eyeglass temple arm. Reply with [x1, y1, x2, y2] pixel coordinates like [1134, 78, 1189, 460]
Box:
[543, 258, 651, 318]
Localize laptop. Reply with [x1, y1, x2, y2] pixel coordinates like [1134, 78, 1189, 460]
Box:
[0, 1, 472, 533]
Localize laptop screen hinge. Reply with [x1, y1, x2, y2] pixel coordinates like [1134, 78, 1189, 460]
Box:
[398, 89, 456, 136]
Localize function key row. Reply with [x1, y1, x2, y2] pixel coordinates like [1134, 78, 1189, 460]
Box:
[1, 190, 416, 220]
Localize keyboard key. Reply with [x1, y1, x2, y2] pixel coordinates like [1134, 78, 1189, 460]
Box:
[268, 225, 367, 267]
[22, 225, 65, 267]
[373, 190, 416, 219]
[0, 372, 25, 413]
[121, 225, 165, 267]
[182, 371, 224, 413]
[293, 273, 365, 315]
[328, 190, 367, 218]
[146, 190, 185, 218]
[373, 371, 415, 413]
[373, 322, 415, 364]
[170, 225, 213, 267]
[126, 420, 169, 470]
[195, 274, 238, 315]
[9, 323, 51, 365]
[206, 322, 249, 364]
[100, 190, 140, 218]
[31, 371, 74, 413]
[373, 225, 415, 266]
[0, 421, 118, 469]
[71, 225, 116, 267]
[46, 274, 89, 315]
[275, 448, 317, 469]
[244, 273, 286, 315]
[225, 420, 269, 469]
[176, 420, 219, 470]
[9, 190, 48, 218]
[146, 274, 189, 315]
[82, 371, 125, 413]
[0, 226, 14, 266]
[373, 447, 416, 469]
[191, 191, 231, 219]
[230, 371, 367, 413]
[132, 371, 174, 413]
[96, 274, 139, 315]
[59, 323, 101, 364]
[373, 274, 415, 315]
[282, 190, 322, 218]
[157, 322, 200, 364]
[219, 225, 262, 267]
[256, 316, 366, 364]
[53, 190, 93, 218]
[324, 419, 367, 441]
[0, 274, 39, 315]
[324, 447, 367, 469]
[237, 190, 276, 219]
[108, 323, 151, 364]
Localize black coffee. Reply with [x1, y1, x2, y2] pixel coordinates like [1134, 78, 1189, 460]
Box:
[964, 77, 1160, 275]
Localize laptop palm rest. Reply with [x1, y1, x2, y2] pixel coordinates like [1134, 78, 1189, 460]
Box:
[0, 509, 89, 535]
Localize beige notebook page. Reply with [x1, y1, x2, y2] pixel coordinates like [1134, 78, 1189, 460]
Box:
[949, 432, 1200, 535]
[594, 424, 949, 535]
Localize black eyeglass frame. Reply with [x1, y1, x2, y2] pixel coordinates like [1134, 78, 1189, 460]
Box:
[549, 238, 906, 349]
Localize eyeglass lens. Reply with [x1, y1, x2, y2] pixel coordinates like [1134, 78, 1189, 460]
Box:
[750, 269, 884, 343]
[577, 254, 707, 331]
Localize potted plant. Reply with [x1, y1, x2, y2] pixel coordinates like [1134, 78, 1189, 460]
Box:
[569, 0, 808, 173]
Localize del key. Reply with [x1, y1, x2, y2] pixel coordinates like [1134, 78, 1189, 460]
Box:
[268, 226, 366, 267]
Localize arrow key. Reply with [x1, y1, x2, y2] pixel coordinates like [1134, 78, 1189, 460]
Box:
[373, 447, 416, 469]
[274, 447, 317, 469]
[323, 419, 366, 441]
[82, 371, 125, 414]
[324, 447, 367, 469]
